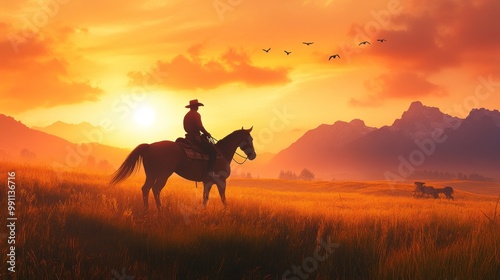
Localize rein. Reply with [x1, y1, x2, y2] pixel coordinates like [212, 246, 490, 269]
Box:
[211, 136, 249, 165]
[232, 151, 248, 165]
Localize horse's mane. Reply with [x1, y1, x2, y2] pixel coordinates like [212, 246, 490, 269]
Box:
[215, 129, 246, 147]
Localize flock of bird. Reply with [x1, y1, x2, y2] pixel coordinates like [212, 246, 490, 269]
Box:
[261, 39, 387, 60]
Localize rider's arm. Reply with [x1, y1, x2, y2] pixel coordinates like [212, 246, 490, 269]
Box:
[195, 113, 211, 136]
[199, 122, 210, 137]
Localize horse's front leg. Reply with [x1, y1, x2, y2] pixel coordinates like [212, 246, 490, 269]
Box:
[203, 181, 213, 207]
[215, 178, 227, 206]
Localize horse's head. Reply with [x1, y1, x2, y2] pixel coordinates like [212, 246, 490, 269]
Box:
[414, 181, 425, 191]
[238, 126, 256, 160]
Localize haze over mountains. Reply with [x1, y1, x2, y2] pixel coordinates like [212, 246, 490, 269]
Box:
[268, 101, 500, 180]
[33, 121, 108, 145]
[0, 114, 129, 171]
[1, 101, 499, 181]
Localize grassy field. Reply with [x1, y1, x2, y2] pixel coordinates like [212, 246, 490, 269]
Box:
[1, 162, 499, 279]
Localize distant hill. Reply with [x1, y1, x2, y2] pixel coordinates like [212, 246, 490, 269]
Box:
[0, 114, 130, 171]
[32, 121, 125, 147]
[270, 119, 376, 173]
[268, 102, 500, 180]
[33, 121, 105, 144]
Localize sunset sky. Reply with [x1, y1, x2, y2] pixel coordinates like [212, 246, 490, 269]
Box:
[1, 0, 499, 153]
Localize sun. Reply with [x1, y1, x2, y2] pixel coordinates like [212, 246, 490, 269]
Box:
[134, 105, 156, 126]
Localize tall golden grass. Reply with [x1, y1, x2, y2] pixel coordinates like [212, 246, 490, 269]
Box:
[1, 162, 499, 279]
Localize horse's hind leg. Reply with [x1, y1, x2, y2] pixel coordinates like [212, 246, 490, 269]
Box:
[141, 176, 154, 209]
[152, 174, 170, 211]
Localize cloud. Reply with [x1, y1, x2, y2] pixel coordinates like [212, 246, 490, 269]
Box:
[366, 0, 500, 69]
[350, 71, 447, 107]
[128, 45, 290, 90]
[362, 16, 460, 72]
[352, 0, 500, 106]
[0, 23, 103, 113]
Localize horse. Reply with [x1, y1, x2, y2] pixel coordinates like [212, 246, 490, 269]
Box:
[110, 127, 256, 210]
[413, 182, 454, 200]
[413, 182, 438, 198]
[433, 186, 454, 200]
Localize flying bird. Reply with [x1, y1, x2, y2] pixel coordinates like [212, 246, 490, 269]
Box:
[284, 50, 291, 55]
[262, 48, 271, 52]
[358, 41, 370, 45]
[329, 54, 340, 60]
[303, 42, 314, 46]
[377, 39, 387, 43]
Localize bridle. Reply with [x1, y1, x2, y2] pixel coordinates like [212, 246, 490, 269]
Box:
[210, 135, 253, 165]
[232, 151, 248, 165]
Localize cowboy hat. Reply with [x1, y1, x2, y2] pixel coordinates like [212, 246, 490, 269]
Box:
[185, 99, 204, 108]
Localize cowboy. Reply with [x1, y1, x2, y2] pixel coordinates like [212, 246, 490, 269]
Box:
[183, 99, 217, 178]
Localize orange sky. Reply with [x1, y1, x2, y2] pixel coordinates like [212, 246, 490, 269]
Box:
[1, 0, 499, 153]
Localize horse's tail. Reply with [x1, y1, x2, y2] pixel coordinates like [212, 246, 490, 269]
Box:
[110, 144, 150, 185]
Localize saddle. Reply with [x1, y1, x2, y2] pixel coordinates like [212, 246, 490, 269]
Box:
[176, 138, 208, 160]
[175, 137, 220, 161]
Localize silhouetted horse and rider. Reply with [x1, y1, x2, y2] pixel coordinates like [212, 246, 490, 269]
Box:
[111, 99, 256, 210]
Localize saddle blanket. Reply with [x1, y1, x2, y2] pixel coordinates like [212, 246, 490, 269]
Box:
[176, 138, 220, 161]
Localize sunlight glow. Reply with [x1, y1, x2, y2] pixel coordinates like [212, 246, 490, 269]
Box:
[134, 105, 156, 126]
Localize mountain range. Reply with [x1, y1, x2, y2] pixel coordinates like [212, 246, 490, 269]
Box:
[0, 114, 129, 171]
[268, 101, 500, 180]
